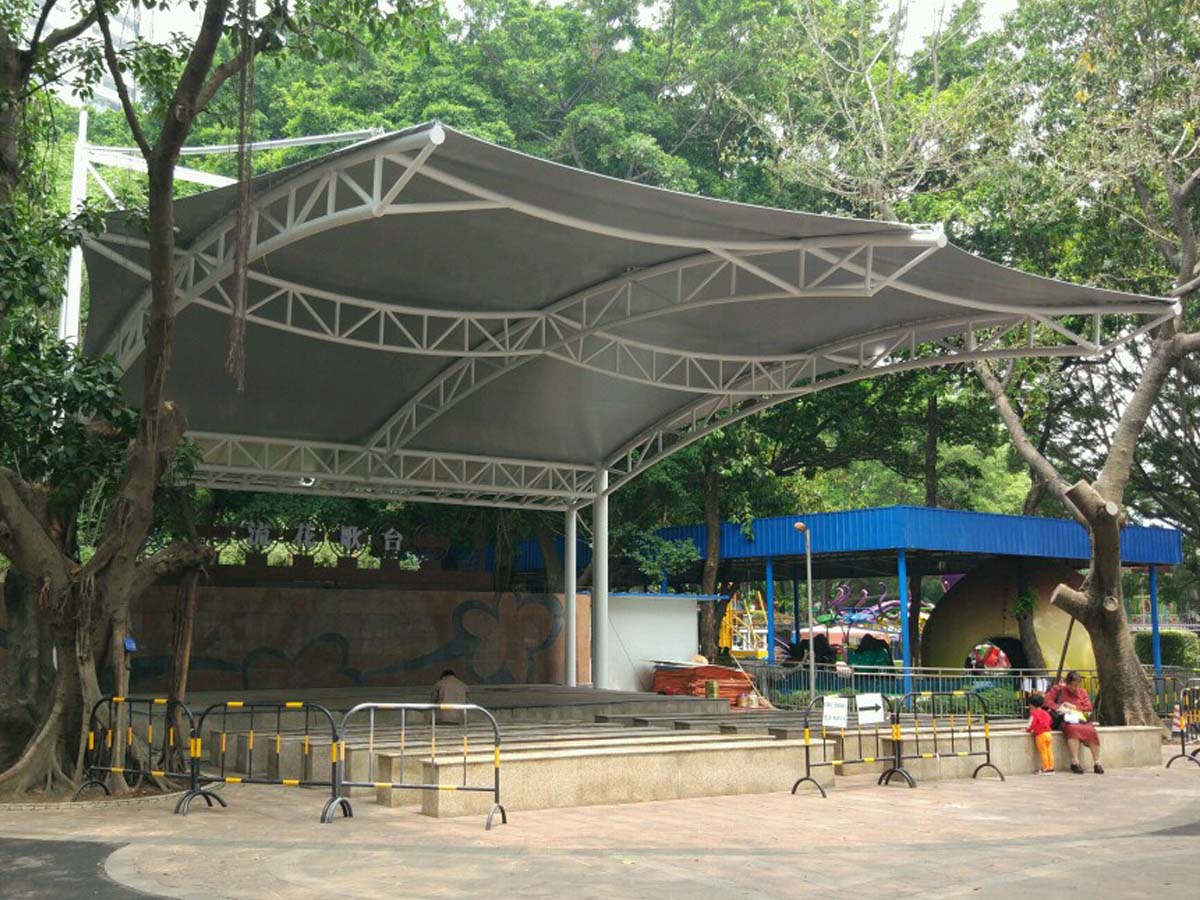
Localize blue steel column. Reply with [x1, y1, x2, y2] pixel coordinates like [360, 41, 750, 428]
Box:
[765, 556, 776, 664]
[791, 565, 801, 645]
[898, 549, 912, 695]
[1150, 565, 1163, 680]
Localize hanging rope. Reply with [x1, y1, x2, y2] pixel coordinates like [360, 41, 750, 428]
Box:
[226, 0, 257, 391]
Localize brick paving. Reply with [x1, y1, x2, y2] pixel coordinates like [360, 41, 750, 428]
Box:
[0, 752, 1197, 899]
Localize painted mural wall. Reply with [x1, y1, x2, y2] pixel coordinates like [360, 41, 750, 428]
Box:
[126, 586, 591, 692]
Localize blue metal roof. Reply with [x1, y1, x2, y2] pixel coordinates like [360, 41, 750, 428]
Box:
[513, 505, 1182, 572]
[658, 505, 1182, 566]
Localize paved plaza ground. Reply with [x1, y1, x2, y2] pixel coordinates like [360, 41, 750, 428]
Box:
[1, 751, 1198, 899]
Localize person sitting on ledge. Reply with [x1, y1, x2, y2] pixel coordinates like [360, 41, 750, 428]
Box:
[1043, 671, 1103, 774]
[432, 668, 468, 724]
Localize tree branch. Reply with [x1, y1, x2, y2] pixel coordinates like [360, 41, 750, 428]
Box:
[1169, 270, 1200, 297]
[194, 19, 275, 116]
[155, 0, 234, 160]
[0, 468, 68, 587]
[28, 0, 60, 55]
[1050, 583, 1089, 621]
[40, 8, 99, 52]
[1095, 336, 1183, 501]
[95, 1, 151, 159]
[1182, 164, 1200, 201]
[1130, 173, 1178, 270]
[1165, 166, 1197, 285]
[128, 541, 214, 603]
[83, 402, 189, 581]
[975, 361, 1086, 526]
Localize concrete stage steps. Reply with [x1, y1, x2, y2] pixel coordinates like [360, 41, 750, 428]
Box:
[183, 686, 1164, 820]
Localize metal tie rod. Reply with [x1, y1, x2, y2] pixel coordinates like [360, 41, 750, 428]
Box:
[97, 128, 384, 157]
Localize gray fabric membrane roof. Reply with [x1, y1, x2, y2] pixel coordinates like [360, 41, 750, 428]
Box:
[82, 122, 1173, 509]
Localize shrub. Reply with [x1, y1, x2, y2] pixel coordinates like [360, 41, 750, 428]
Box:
[1134, 629, 1200, 668]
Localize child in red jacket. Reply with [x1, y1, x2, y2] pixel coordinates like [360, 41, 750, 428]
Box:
[1027, 693, 1054, 774]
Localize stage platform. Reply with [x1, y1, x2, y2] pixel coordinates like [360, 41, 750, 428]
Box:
[167, 685, 1164, 821]
[185, 684, 732, 723]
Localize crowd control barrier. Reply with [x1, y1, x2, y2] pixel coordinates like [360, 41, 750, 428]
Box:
[339, 702, 507, 829]
[73, 696, 200, 802]
[791, 692, 901, 798]
[178, 700, 351, 822]
[879, 691, 1005, 787]
[1166, 681, 1200, 769]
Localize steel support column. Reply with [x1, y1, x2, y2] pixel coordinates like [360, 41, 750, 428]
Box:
[591, 470, 609, 689]
[898, 549, 912, 696]
[1150, 565, 1163, 680]
[564, 505, 578, 687]
[791, 565, 801, 646]
[59, 109, 88, 346]
[765, 557, 776, 664]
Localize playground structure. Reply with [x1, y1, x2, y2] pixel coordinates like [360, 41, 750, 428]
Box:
[920, 558, 1096, 671]
[655, 506, 1180, 686]
[719, 590, 770, 659]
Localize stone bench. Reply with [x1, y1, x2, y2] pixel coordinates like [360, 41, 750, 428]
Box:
[416, 737, 833, 818]
[880, 725, 1164, 782]
[204, 721, 625, 779]
[370, 731, 775, 806]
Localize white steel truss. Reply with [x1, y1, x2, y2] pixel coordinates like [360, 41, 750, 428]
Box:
[601, 309, 1179, 496]
[91, 233, 950, 368]
[85, 122, 1176, 508]
[60, 109, 378, 345]
[190, 432, 595, 511]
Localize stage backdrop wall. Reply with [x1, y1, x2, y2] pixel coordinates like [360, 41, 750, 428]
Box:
[127, 587, 591, 692]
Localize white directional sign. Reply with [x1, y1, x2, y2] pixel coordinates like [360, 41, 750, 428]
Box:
[856, 693, 886, 726]
[822, 695, 849, 729]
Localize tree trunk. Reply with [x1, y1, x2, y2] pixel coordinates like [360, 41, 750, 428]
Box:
[0, 44, 20, 207]
[1021, 476, 1047, 516]
[491, 510, 515, 593]
[1053, 485, 1159, 725]
[536, 519, 564, 594]
[924, 394, 939, 507]
[1014, 563, 1047, 670]
[0, 573, 54, 766]
[165, 571, 198, 772]
[1016, 608, 1047, 670]
[976, 344, 1187, 726]
[697, 466, 721, 660]
[0, 636, 77, 797]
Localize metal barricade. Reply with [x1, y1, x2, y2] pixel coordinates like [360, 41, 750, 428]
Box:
[1151, 675, 1184, 718]
[178, 700, 351, 823]
[879, 691, 1005, 787]
[791, 692, 900, 798]
[338, 702, 507, 830]
[1165, 681, 1200, 769]
[73, 696, 200, 803]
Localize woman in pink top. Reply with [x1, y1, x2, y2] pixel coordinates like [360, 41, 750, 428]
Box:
[1043, 671, 1103, 774]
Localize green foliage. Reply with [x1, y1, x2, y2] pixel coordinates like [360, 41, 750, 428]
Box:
[626, 534, 701, 584]
[1012, 586, 1037, 619]
[1134, 630, 1200, 670]
[0, 313, 136, 505]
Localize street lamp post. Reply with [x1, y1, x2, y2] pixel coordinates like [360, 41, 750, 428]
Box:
[794, 521, 815, 697]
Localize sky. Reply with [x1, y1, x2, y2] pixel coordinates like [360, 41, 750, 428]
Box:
[143, 0, 1023, 50]
[893, 0, 1018, 53]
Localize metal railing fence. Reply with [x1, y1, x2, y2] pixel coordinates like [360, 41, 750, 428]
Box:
[338, 702, 507, 830]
